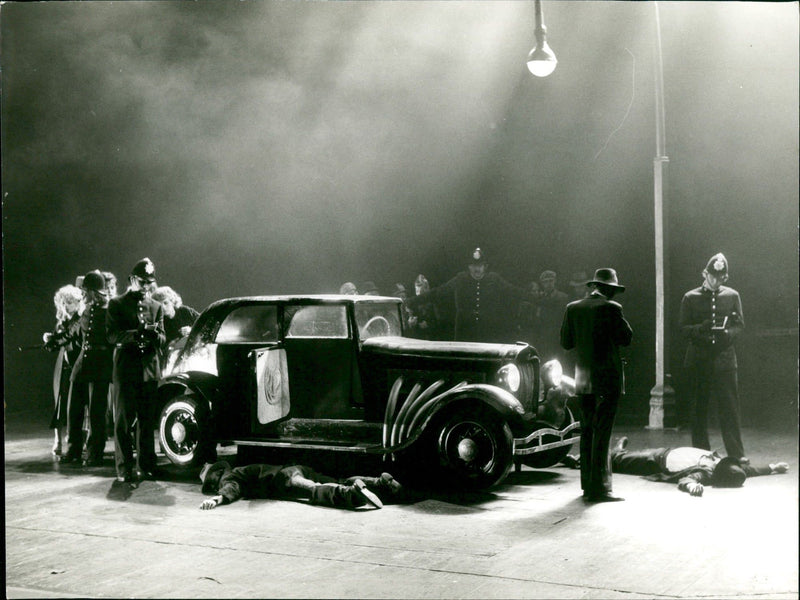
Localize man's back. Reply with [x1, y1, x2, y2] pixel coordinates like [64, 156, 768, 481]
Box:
[561, 292, 632, 394]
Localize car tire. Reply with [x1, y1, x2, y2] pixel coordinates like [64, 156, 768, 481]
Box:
[158, 394, 214, 467]
[431, 404, 513, 490]
[521, 407, 578, 469]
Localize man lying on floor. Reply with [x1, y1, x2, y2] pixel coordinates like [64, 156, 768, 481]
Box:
[609, 436, 789, 497]
[198, 461, 403, 510]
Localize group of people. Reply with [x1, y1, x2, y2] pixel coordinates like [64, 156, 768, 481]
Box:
[41, 248, 787, 508]
[340, 248, 588, 353]
[560, 252, 787, 501]
[43, 258, 199, 484]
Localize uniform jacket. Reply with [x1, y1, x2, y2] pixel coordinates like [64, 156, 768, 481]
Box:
[679, 285, 744, 371]
[560, 291, 633, 396]
[106, 290, 166, 382]
[71, 301, 114, 383]
[409, 271, 530, 343]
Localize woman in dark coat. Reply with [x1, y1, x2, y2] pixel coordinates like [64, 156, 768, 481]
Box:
[44, 284, 83, 456]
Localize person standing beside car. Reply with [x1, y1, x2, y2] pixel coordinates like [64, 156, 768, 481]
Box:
[62, 270, 114, 467]
[407, 248, 531, 343]
[106, 258, 165, 483]
[151, 286, 200, 346]
[560, 268, 633, 502]
[679, 253, 747, 464]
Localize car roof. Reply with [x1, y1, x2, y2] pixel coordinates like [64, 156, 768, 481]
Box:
[203, 294, 401, 311]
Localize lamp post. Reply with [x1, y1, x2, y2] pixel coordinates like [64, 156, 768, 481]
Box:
[527, 0, 557, 77]
[647, 1, 676, 429]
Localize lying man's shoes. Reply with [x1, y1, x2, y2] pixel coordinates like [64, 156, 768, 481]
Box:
[613, 436, 629, 453]
[351, 479, 383, 509]
[561, 454, 580, 469]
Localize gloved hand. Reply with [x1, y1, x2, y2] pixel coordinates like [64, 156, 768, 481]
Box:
[770, 462, 789, 474]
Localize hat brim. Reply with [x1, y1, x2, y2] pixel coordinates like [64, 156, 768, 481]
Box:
[588, 279, 625, 291]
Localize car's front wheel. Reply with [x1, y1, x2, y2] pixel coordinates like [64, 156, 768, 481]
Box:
[158, 394, 214, 467]
[431, 404, 513, 490]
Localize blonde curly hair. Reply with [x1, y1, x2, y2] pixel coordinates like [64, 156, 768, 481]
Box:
[53, 285, 83, 323]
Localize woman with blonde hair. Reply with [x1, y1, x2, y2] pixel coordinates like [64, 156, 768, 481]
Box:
[43, 284, 84, 456]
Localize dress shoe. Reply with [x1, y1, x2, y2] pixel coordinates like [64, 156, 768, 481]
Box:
[585, 493, 625, 503]
[116, 472, 139, 487]
[351, 479, 383, 509]
[59, 454, 81, 465]
[84, 457, 104, 467]
[612, 436, 629, 453]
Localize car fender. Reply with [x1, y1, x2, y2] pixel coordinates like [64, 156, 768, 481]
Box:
[388, 383, 526, 450]
[157, 371, 216, 412]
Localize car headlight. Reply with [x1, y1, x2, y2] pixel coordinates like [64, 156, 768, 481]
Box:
[541, 359, 563, 388]
[496, 364, 521, 393]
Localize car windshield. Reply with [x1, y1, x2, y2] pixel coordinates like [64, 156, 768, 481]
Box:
[354, 301, 403, 340]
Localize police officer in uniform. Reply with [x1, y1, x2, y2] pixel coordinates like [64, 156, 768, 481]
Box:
[61, 270, 115, 466]
[106, 258, 166, 482]
[679, 253, 747, 463]
[407, 247, 530, 343]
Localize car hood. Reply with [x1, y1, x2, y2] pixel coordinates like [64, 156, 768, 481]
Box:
[362, 336, 535, 362]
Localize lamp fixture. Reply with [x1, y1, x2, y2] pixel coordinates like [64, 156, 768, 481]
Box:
[526, 0, 557, 77]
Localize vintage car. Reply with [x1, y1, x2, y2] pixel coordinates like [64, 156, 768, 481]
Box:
[156, 295, 579, 489]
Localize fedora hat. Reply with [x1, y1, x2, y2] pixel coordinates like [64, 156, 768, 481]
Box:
[711, 457, 746, 488]
[588, 268, 625, 291]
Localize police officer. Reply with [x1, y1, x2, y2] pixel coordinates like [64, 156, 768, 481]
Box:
[106, 258, 166, 482]
[61, 270, 115, 466]
[679, 253, 747, 463]
[407, 247, 530, 343]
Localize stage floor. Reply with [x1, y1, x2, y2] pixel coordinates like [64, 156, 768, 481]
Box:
[4, 422, 798, 599]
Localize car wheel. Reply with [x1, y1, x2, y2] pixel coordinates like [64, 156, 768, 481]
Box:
[433, 404, 513, 489]
[522, 407, 579, 469]
[158, 394, 213, 467]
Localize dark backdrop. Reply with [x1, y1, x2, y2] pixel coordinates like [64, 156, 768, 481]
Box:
[3, 1, 797, 429]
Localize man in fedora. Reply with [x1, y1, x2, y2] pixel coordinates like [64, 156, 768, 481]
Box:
[608, 436, 788, 497]
[679, 253, 747, 464]
[106, 258, 165, 483]
[198, 461, 404, 511]
[560, 268, 633, 502]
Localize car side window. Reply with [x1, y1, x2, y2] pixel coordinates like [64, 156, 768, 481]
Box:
[285, 305, 349, 338]
[215, 305, 279, 343]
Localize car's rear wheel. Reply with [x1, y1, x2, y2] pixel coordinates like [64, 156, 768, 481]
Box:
[430, 404, 513, 490]
[159, 394, 214, 467]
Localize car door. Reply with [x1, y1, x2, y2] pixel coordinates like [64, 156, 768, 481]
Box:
[281, 303, 362, 419]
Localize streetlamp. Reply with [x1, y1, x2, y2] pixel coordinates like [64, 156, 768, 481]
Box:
[527, 0, 557, 77]
[647, 1, 676, 429]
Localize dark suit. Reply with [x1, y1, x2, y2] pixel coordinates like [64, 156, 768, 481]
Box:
[65, 302, 114, 461]
[106, 290, 165, 478]
[561, 290, 633, 497]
